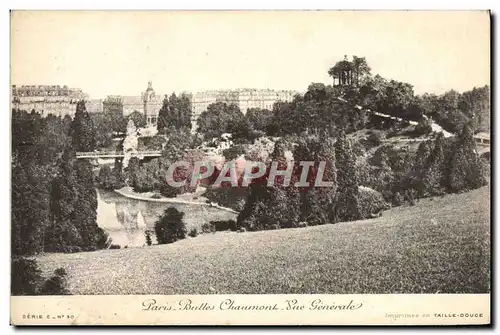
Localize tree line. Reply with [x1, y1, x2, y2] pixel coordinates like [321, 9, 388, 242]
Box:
[192, 56, 489, 144]
[12, 102, 110, 256]
[230, 122, 487, 232]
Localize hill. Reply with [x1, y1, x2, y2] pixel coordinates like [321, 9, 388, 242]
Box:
[35, 185, 490, 295]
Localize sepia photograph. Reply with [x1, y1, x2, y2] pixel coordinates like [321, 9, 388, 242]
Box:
[9, 10, 491, 325]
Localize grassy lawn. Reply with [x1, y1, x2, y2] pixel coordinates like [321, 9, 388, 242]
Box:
[36, 185, 490, 295]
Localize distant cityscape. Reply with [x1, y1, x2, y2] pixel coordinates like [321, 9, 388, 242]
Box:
[11, 82, 300, 131]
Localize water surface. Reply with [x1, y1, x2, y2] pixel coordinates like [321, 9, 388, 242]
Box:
[96, 189, 237, 247]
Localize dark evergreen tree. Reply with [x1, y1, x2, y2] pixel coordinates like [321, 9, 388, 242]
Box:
[71, 100, 96, 152]
[97, 165, 115, 190]
[196, 102, 245, 139]
[334, 130, 361, 222]
[448, 124, 488, 192]
[73, 160, 101, 249]
[154, 207, 187, 244]
[11, 162, 51, 255]
[293, 133, 337, 225]
[39, 268, 70, 295]
[11, 258, 43, 295]
[157, 93, 192, 133]
[128, 110, 147, 128]
[421, 133, 446, 197]
[125, 157, 141, 190]
[157, 95, 170, 133]
[238, 139, 301, 230]
[46, 149, 82, 252]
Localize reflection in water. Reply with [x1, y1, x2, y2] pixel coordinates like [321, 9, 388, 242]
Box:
[96, 189, 237, 247]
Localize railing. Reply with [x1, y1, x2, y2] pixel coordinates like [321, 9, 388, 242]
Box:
[76, 150, 162, 158]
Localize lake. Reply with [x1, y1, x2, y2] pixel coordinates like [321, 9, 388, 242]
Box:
[96, 189, 237, 247]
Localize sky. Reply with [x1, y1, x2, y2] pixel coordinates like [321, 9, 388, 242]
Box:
[10, 11, 490, 99]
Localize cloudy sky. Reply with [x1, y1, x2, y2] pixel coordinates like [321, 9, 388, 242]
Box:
[11, 11, 490, 99]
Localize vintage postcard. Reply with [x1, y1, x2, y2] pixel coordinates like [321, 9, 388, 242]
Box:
[10, 10, 490, 326]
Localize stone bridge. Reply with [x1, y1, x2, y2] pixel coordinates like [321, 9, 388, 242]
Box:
[76, 150, 162, 159]
[476, 144, 490, 156]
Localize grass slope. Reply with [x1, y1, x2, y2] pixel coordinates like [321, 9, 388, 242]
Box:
[36, 186, 490, 294]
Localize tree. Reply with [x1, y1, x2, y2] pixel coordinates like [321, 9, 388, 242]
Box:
[458, 86, 490, 132]
[74, 160, 107, 250]
[157, 93, 192, 133]
[46, 152, 108, 252]
[39, 268, 70, 295]
[98, 165, 116, 190]
[365, 148, 394, 201]
[46, 150, 82, 252]
[38, 115, 72, 165]
[11, 162, 51, 256]
[154, 207, 187, 244]
[196, 102, 245, 139]
[421, 133, 446, 197]
[414, 117, 433, 136]
[103, 96, 127, 133]
[134, 160, 160, 193]
[91, 113, 113, 148]
[157, 95, 170, 133]
[145, 230, 153, 246]
[245, 108, 273, 133]
[334, 130, 361, 222]
[238, 139, 301, 230]
[71, 100, 96, 152]
[448, 124, 487, 192]
[11, 258, 43, 295]
[161, 127, 194, 162]
[125, 157, 141, 190]
[268, 100, 302, 136]
[352, 56, 371, 86]
[407, 141, 432, 196]
[129, 111, 146, 128]
[293, 133, 337, 225]
[112, 162, 126, 189]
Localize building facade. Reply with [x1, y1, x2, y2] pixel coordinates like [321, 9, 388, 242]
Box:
[190, 88, 298, 132]
[11, 85, 88, 118]
[103, 82, 163, 127]
[142, 81, 163, 126]
[86, 99, 104, 114]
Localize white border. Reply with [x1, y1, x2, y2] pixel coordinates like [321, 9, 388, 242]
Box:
[2, 1, 497, 333]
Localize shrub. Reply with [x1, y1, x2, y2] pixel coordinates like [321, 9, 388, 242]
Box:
[351, 139, 366, 157]
[210, 220, 238, 232]
[366, 130, 383, 148]
[392, 191, 405, 207]
[222, 144, 247, 161]
[414, 118, 433, 136]
[358, 186, 390, 219]
[39, 268, 70, 295]
[11, 259, 70, 296]
[109, 244, 121, 249]
[404, 189, 418, 206]
[145, 230, 153, 246]
[11, 258, 43, 295]
[204, 186, 248, 212]
[95, 228, 112, 250]
[83, 246, 97, 252]
[188, 228, 198, 237]
[154, 207, 187, 244]
[201, 223, 216, 234]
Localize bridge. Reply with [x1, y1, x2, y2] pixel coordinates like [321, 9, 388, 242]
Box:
[474, 132, 490, 157]
[76, 150, 162, 159]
